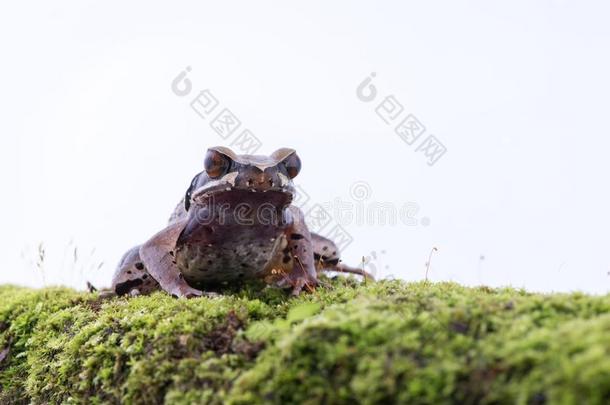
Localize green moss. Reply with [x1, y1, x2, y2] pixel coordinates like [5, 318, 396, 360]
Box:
[0, 280, 609, 404]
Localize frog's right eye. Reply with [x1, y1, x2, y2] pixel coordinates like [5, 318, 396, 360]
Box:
[281, 152, 301, 179]
[204, 149, 231, 178]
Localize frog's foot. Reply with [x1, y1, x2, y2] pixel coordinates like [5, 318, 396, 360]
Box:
[276, 272, 318, 295]
[314, 278, 334, 290]
[278, 255, 319, 296]
[332, 263, 375, 281]
[310, 233, 375, 281]
[163, 282, 221, 299]
[290, 278, 308, 296]
[169, 283, 205, 299]
[99, 289, 117, 299]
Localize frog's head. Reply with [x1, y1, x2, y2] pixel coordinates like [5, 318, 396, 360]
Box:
[186, 146, 301, 210]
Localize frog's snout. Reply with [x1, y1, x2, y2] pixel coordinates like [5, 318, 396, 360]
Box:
[238, 170, 283, 193]
[248, 173, 274, 188]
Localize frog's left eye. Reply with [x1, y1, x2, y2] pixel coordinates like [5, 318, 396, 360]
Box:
[204, 149, 231, 178]
[282, 152, 301, 179]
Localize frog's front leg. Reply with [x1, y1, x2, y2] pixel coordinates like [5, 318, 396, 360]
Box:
[278, 206, 319, 295]
[139, 220, 204, 298]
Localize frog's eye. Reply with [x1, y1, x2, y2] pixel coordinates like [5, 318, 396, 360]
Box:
[204, 149, 231, 178]
[282, 152, 301, 179]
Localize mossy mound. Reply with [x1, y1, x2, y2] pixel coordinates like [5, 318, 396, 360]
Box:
[0, 279, 609, 404]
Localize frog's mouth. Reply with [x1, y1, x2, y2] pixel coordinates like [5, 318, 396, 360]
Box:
[191, 181, 295, 208]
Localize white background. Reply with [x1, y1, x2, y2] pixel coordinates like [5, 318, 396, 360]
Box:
[1, 1, 609, 293]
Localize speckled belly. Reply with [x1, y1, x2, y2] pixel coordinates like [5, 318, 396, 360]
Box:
[175, 224, 287, 284]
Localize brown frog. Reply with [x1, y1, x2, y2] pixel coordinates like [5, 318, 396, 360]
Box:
[111, 146, 372, 298]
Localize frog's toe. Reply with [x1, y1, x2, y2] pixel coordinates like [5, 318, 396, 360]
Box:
[316, 279, 334, 290]
[184, 290, 219, 299]
[276, 274, 317, 295]
[170, 284, 204, 299]
[275, 277, 290, 289]
[291, 279, 306, 296]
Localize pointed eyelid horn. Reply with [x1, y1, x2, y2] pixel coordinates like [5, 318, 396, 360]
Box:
[269, 148, 297, 162]
[207, 146, 297, 171]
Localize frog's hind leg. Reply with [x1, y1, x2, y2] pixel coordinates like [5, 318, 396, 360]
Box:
[111, 245, 161, 296]
[310, 233, 375, 281]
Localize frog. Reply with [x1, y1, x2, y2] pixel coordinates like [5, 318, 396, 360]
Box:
[111, 146, 372, 298]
